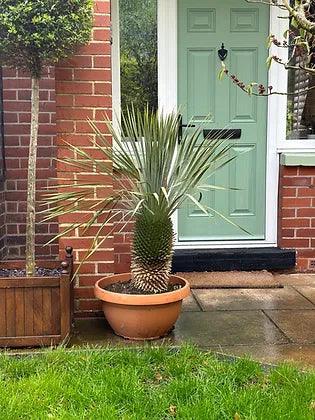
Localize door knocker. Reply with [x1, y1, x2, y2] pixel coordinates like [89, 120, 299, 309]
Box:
[218, 43, 228, 61]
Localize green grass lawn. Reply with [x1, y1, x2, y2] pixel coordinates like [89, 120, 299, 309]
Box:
[0, 346, 314, 419]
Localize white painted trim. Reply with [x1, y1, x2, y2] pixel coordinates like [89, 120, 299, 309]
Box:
[277, 141, 315, 153]
[173, 241, 278, 249]
[158, 0, 179, 245]
[158, 0, 278, 249]
[268, 6, 288, 152]
[263, 5, 283, 246]
[158, 0, 177, 113]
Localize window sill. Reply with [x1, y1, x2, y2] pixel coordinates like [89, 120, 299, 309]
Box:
[277, 140, 315, 153]
[280, 152, 315, 167]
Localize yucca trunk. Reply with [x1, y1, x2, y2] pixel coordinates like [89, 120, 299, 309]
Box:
[25, 77, 40, 276]
[131, 213, 174, 293]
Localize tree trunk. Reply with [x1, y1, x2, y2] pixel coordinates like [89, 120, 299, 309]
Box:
[131, 214, 174, 293]
[26, 77, 40, 276]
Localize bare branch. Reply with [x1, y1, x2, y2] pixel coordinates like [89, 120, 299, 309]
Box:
[282, 0, 315, 34]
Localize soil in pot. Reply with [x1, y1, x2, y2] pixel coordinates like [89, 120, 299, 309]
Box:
[104, 280, 182, 295]
[0, 268, 63, 277]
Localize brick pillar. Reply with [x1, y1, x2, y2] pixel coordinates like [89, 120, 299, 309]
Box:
[55, 0, 114, 317]
[279, 165, 315, 271]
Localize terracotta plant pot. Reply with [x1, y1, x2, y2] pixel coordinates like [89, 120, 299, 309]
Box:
[94, 273, 190, 340]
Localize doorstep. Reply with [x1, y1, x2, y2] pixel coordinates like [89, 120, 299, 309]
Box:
[172, 247, 296, 272]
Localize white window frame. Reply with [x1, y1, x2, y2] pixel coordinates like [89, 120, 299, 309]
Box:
[270, 6, 315, 152]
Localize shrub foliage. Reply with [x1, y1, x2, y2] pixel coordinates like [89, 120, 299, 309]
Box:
[0, 0, 93, 77]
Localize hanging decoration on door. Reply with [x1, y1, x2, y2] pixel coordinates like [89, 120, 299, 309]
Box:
[218, 43, 228, 61]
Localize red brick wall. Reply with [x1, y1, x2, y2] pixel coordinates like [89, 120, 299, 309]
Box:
[2, 67, 58, 258]
[113, 176, 133, 274]
[55, 0, 114, 317]
[278, 165, 315, 271]
[114, 231, 132, 274]
[0, 70, 5, 258]
[0, 187, 5, 259]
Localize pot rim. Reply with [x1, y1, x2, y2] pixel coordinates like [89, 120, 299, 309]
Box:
[94, 273, 190, 306]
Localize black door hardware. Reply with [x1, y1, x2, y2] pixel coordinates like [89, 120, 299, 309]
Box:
[178, 114, 196, 142]
[204, 129, 242, 140]
[218, 43, 228, 61]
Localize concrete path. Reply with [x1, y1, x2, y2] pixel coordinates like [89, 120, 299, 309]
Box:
[71, 274, 315, 368]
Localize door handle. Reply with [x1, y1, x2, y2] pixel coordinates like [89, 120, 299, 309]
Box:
[203, 129, 242, 140]
[178, 114, 196, 142]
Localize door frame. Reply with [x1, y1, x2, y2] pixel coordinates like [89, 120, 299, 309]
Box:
[158, 0, 282, 249]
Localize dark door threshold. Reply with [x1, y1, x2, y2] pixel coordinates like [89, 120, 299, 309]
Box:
[172, 247, 296, 272]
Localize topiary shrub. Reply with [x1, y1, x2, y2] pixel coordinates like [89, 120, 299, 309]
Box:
[0, 0, 93, 275]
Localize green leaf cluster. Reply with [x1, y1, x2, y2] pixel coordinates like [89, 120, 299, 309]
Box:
[0, 0, 93, 78]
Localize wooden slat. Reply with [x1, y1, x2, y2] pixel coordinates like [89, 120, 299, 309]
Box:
[33, 288, 43, 336]
[51, 288, 61, 335]
[0, 272, 72, 348]
[0, 289, 6, 337]
[24, 288, 34, 336]
[70, 277, 75, 323]
[0, 335, 62, 347]
[5, 289, 15, 337]
[15, 289, 25, 337]
[60, 278, 71, 339]
[0, 277, 60, 289]
[42, 289, 52, 335]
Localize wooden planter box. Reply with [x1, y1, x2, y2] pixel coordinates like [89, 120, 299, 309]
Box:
[0, 247, 74, 348]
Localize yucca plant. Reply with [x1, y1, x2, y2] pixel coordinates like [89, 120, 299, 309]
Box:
[44, 108, 236, 294]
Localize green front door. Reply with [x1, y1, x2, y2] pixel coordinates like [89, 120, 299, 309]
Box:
[178, 0, 269, 241]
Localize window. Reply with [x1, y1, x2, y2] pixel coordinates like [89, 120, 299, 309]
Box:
[286, 61, 315, 141]
[285, 6, 315, 142]
[118, 0, 158, 116]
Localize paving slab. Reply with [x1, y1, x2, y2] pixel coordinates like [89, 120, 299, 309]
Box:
[294, 286, 315, 305]
[70, 284, 315, 368]
[216, 344, 315, 369]
[193, 287, 314, 311]
[171, 311, 288, 346]
[275, 274, 315, 287]
[182, 294, 201, 312]
[266, 310, 315, 344]
[71, 319, 149, 347]
[71, 310, 288, 348]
